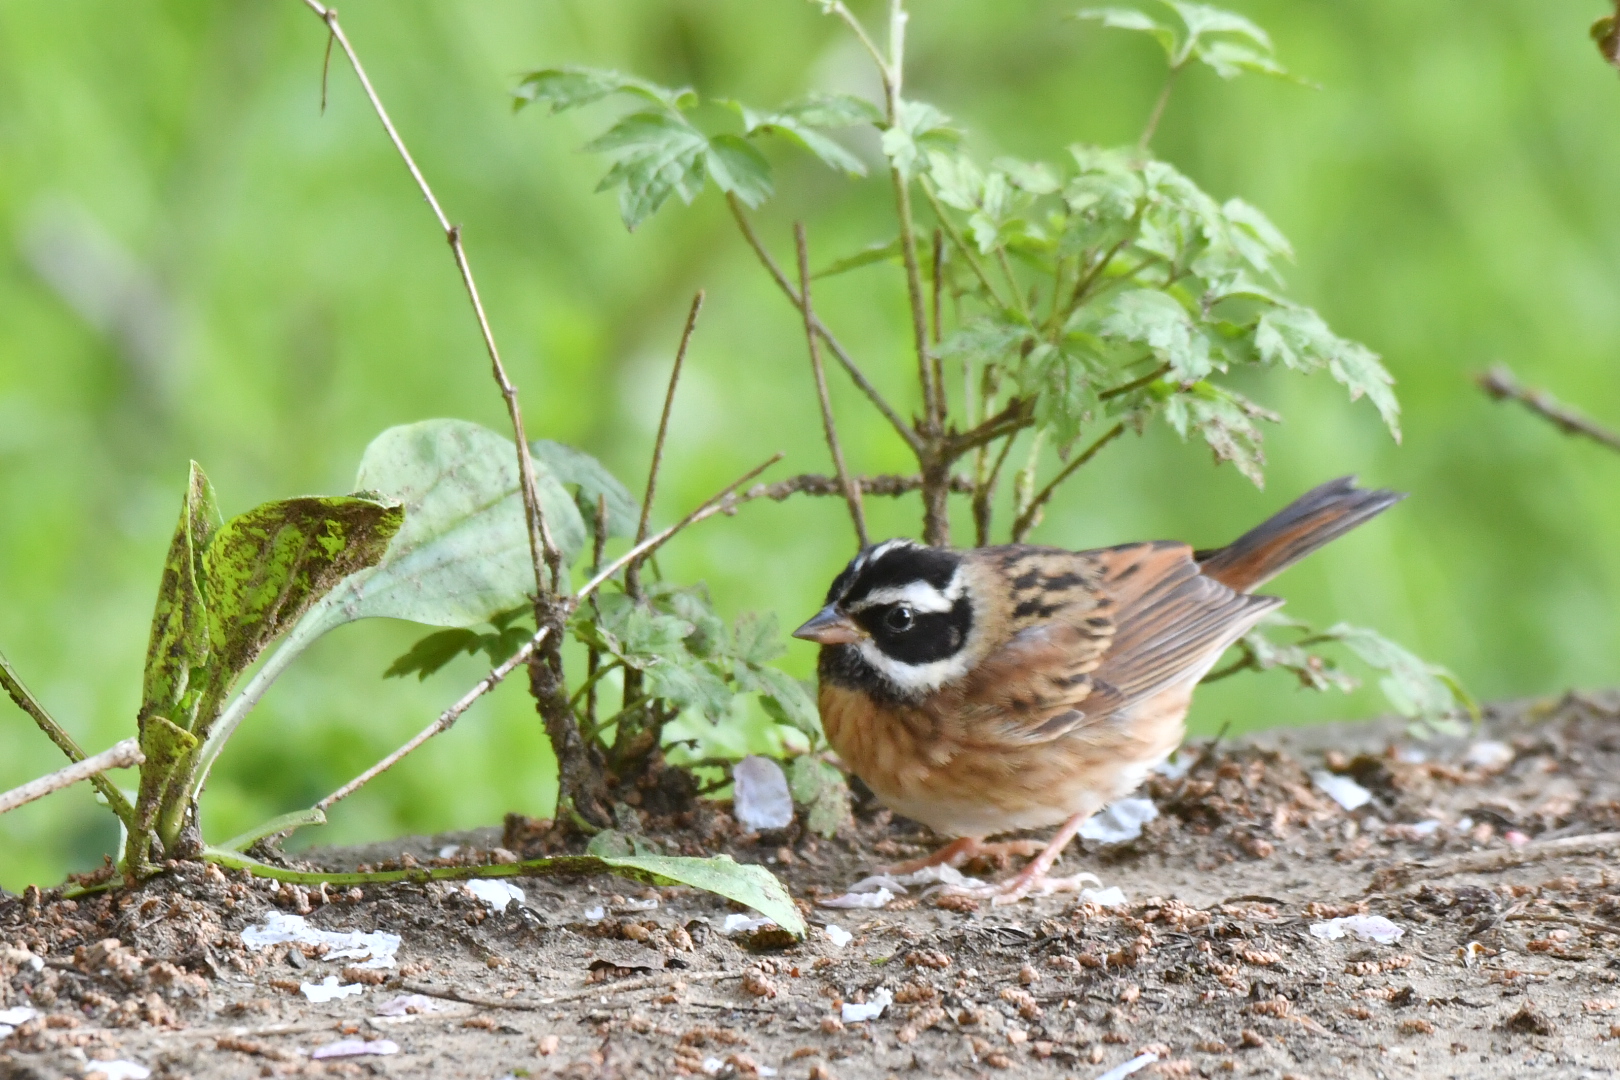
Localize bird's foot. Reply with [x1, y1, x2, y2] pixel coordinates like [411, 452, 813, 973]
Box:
[883, 837, 1045, 875]
[946, 867, 1103, 907]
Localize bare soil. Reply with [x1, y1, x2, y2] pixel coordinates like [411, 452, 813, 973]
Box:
[7, 693, 1620, 1080]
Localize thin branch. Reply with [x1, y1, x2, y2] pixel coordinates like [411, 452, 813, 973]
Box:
[947, 397, 1036, 457]
[1, 650, 134, 820]
[1010, 422, 1127, 542]
[750, 471, 973, 501]
[1099, 361, 1171, 401]
[1068, 233, 1134, 312]
[1138, 67, 1181, 151]
[0, 739, 144, 816]
[795, 223, 868, 547]
[930, 228, 944, 346]
[1477, 364, 1620, 454]
[973, 431, 1019, 547]
[300, 0, 560, 596]
[726, 194, 923, 454]
[918, 180, 1011, 313]
[627, 291, 705, 597]
[810, 0, 893, 98]
[317, 628, 550, 812]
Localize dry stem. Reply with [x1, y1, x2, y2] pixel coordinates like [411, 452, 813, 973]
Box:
[1010, 422, 1126, 542]
[795, 223, 868, 546]
[0, 649, 134, 820]
[626, 292, 705, 597]
[0, 738, 143, 816]
[299, 0, 560, 596]
[1477, 364, 1620, 454]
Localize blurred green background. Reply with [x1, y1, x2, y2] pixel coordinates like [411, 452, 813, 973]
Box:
[2, 0, 1617, 891]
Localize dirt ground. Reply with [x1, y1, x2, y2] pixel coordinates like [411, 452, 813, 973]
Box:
[7, 693, 1620, 1080]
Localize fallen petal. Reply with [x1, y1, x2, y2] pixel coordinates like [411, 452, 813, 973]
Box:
[465, 879, 525, 912]
[817, 887, 894, 910]
[241, 912, 400, 968]
[374, 994, 444, 1017]
[310, 1038, 400, 1060]
[1079, 798, 1159, 844]
[1311, 770, 1372, 811]
[841, 987, 893, 1022]
[1078, 885, 1127, 907]
[823, 924, 853, 948]
[1094, 1051, 1159, 1080]
[1309, 915, 1404, 944]
[85, 1063, 151, 1080]
[732, 755, 794, 832]
[302, 975, 365, 1003]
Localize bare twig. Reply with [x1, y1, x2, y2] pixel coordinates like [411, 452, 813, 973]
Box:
[626, 292, 705, 598]
[808, 1, 893, 97]
[973, 432, 1019, 547]
[300, 0, 560, 596]
[919, 180, 1011, 313]
[930, 228, 944, 346]
[947, 397, 1036, 457]
[0, 650, 134, 820]
[0, 738, 143, 816]
[317, 629, 551, 812]
[750, 471, 972, 501]
[1010, 421, 1127, 542]
[1380, 830, 1620, 887]
[795, 224, 868, 546]
[1477, 364, 1620, 454]
[726, 194, 922, 454]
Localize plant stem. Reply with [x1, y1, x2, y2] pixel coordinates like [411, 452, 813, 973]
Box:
[973, 432, 1019, 547]
[726, 194, 923, 455]
[1477, 364, 1620, 453]
[299, 0, 559, 599]
[1139, 67, 1181, 151]
[1010, 422, 1126, 542]
[626, 292, 704, 598]
[919, 181, 1011, 313]
[892, 167, 939, 437]
[0, 649, 134, 821]
[0, 738, 143, 816]
[795, 223, 868, 547]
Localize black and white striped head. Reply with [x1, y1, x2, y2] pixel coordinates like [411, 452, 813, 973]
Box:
[793, 540, 979, 699]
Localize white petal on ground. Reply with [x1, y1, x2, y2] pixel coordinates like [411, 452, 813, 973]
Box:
[0, 1005, 37, 1037]
[583, 904, 606, 922]
[85, 1062, 151, 1080]
[1078, 886, 1128, 907]
[824, 924, 853, 948]
[817, 887, 895, 909]
[1309, 915, 1404, 944]
[1311, 769, 1373, 811]
[310, 1038, 400, 1060]
[617, 896, 659, 912]
[732, 755, 794, 831]
[722, 914, 780, 935]
[841, 987, 893, 1022]
[301, 975, 365, 1003]
[1079, 798, 1159, 844]
[241, 912, 401, 968]
[1464, 740, 1514, 772]
[1094, 1051, 1160, 1080]
[1152, 749, 1196, 780]
[374, 993, 445, 1017]
[465, 879, 525, 912]
[437, 844, 461, 859]
[701, 1057, 725, 1076]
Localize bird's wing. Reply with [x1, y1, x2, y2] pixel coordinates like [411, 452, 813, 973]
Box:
[953, 542, 1276, 746]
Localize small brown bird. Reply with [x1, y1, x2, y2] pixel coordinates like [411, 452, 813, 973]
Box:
[792, 476, 1403, 904]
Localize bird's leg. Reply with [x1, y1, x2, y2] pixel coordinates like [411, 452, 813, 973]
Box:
[949, 810, 1097, 906]
[883, 836, 1045, 875]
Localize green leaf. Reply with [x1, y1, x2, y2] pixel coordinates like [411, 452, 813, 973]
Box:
[530, 439, 639, 541]
[993, 156, 1063, 196]
[788, 756, 851, 838]
[1100, 289, 1210, 380]
[775, 92, 883, 129]
[1163, 1, 1272, 51]
[730, 612, 785, 666]
[1225, 614, 1360, 694]
[704, 134, 774, 208]
[1326, 623, 1477, 731]
[383, 628, 483, 681]
[1075, 6, 1179, 60]
[814, 237, 903, 279]
[1254, 307, 1401, 440]
[204, 848, 804, 939]
[201, 495, 404, 723]
[134, 714, 198, 832]
[733, 93, 879, 178]
[586, 111, 711, 230]
[1196, 39, 1288, 80]
[141, 462, 222, 735]
[751, 667, 824, 741]
[881, 100, 960, 180]
[1162, 382, 1277, 486]
[513, 67, 695, 115]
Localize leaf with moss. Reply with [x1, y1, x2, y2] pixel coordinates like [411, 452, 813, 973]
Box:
[141, 462, 222, 736]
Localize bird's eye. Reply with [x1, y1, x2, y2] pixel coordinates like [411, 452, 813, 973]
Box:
[884, 605, 915, 633]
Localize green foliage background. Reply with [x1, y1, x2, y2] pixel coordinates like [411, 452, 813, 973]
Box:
[1, 0, 1617, 891]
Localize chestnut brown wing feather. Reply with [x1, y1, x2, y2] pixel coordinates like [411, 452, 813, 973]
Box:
[953, 543, 1275, 746]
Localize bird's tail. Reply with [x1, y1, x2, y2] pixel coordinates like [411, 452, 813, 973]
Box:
[1194, 476, 1405, 594]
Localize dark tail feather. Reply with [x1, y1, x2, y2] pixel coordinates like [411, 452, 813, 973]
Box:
[1195, 476, 1405, 593]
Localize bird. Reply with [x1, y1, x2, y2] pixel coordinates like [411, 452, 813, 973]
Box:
[791, 476, 1404, 904]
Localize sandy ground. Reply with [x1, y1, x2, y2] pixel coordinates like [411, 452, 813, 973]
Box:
[6, 692, 1620, 1080]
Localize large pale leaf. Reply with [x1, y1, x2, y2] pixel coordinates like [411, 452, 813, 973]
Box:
[141, 462, 221, 734]
[531, 439, 638, 540]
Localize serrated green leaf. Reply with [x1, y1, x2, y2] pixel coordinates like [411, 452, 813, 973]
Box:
[644, 656, 735, 721]
[881, 100, 960, 180]
[731, 612, 785, 667]
[993, 156, 1063, 195]
[734, 93, 879, 178]
[1100, 289, 1210, 379]
[1195, 39, 1290, 80]
[1162, 382, 1276, 485]
[705, 134, 774, 207]
[776, 92, 884, 129]
[1254, 308, 1400, 440]
[141, 462, 221, 736]
[1163, 1, 1272, 49]
[1324, 623, 1477, 729]
[586, 111, 710, 230]
[383, 628, 482, 681]
[787, 756, 850, 838]
[513, 67, 695, 115]
[530, 439, 639, 541]
[749, 667, 823, 741]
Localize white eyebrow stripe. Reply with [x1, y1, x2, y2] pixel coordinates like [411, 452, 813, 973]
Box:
[853, 580, 956, 613]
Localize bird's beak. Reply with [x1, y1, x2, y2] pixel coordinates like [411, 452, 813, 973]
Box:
[792, 605, 865, 645]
